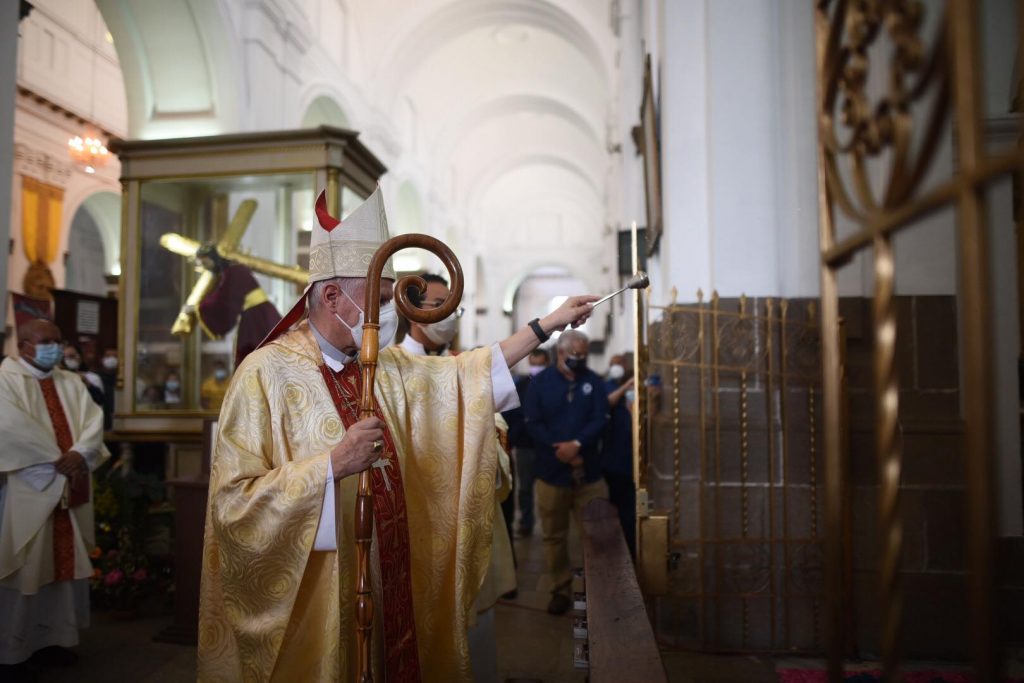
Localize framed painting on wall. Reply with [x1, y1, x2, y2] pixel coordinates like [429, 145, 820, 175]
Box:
[639, 54, 663, 257]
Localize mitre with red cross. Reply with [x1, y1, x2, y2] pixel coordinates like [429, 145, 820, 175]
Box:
[258, 185, 396, 348]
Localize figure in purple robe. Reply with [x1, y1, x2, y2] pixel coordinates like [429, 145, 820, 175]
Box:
[194, 245, 282, 366]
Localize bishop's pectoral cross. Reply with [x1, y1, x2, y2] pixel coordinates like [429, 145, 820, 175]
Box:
[372, 457, 393, 492]
[159, 198, 308, 336]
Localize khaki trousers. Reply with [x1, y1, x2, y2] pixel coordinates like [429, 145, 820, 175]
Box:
[535, 478, 608, 596]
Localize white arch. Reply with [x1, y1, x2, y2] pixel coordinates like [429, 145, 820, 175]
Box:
[432, 93, 603, 163]
[501, 260, 605, 315]
[296, 81, 361, 130]
[97, 0, 243, 139]
[464, 152, 604, 218]
[301, 95, 351, 129]
[374, 0, 614, 110]
[61, 183, 121, 277]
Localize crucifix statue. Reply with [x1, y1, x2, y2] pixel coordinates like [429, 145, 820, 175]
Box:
[158, 199, 308, 365]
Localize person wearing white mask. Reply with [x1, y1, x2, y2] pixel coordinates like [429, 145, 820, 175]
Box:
[162, 370, 182, 406]
[61, 344, 104, 408]
[198, 186, 598, 682]
[0, 319, 110, 677]
[399, 272, 463, 356]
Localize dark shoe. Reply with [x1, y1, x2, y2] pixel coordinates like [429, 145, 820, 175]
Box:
[0, 663, 39, 682]
[547, 593, 571, 615]
[501, 588, 518, 600]
[30, 646, 78, 667]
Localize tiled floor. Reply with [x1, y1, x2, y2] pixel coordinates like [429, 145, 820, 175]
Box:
[495, 525, 586, 682]
[15, 521, 1024, 682]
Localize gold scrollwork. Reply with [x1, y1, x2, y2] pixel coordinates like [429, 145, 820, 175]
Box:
[819, 0, 949, 223]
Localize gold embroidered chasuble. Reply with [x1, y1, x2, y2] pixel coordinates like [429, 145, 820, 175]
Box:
[198, 321, 501, 682]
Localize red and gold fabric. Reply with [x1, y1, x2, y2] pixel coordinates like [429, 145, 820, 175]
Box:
[320, 361, 421, 681]
[198, 321, 501, 682]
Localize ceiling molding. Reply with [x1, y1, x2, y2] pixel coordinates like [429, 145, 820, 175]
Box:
[463, 151, 604, 211]
[433, 92, 603, 164]
[373, 0, 614, 110]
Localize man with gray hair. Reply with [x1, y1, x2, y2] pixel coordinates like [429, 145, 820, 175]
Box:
[198, 187, 598, 681]
[524, 329, 609, 615]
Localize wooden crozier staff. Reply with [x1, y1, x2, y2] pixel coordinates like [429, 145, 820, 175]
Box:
[354, 234, 464, 683]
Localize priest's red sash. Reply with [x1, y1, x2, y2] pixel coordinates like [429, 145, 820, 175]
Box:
[319, 362, 422, 683]
[38, 377, 87, 581]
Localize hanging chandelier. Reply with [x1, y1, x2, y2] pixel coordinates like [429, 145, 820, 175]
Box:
[67, 134, 110, 174]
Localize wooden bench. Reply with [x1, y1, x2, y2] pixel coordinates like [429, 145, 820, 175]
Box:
[581, 498, 667, 682]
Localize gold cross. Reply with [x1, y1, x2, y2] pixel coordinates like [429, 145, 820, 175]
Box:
[159, 198, 308, 336]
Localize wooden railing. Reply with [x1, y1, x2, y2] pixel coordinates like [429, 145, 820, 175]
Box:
[581, 498, 667, 683]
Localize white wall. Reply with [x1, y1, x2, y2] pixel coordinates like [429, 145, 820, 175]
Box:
[6, 0, 124, 356]
[18, 0, 127, 137]
[643, 0, 821, 306]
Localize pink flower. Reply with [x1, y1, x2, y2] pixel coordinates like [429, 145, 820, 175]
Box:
[131, 568, 147, 582]
[104, 569, 124, 587]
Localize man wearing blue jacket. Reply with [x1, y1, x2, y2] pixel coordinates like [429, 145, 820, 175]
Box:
[524, 329, 608, 615]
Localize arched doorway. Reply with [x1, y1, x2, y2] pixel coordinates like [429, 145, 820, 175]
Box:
[511, 264, 603, 371]
[65, 191, 120, 296]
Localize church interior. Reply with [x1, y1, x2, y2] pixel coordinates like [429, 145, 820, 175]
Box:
[1, 0, 1024, 681]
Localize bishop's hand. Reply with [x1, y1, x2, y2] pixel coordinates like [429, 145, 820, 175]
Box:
[331, 417, 385, 480]
[541, 295, 600, 334]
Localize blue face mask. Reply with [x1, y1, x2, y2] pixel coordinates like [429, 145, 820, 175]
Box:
[33, 343, 63, 370]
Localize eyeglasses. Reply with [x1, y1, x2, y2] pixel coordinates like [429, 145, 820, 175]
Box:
[421, 302, 465, 319]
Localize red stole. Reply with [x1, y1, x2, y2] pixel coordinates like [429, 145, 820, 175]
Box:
[319, 361, 422, 683]
[38, 377, 86, 582]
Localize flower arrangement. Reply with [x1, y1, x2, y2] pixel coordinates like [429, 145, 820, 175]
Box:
[90, 526, 152, 611]
[88, 466, 173, 613]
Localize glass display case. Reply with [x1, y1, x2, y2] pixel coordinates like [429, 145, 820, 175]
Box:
[110, 128, 384, 434]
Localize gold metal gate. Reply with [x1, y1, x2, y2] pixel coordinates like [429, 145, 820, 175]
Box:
[815, 0, 1024, 680]
[641, 293, 826, 652]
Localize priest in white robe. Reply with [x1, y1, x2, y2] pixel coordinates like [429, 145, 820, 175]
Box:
[0, 319, 110, 676]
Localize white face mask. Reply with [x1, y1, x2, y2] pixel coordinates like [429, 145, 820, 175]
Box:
[64, 358, 81, 371]
[608, 364, 625, 381]
[422, 314, 459, 346]
[335, 289, 398, 352]
[101, 356, 118, 370]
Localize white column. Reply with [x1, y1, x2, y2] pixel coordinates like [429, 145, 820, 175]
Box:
[0, 1, 18, 349]
[654, 0, 712, 303]
[648, 0, 822, 302]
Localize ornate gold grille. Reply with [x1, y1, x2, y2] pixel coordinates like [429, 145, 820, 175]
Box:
[644, 293, 826, 652]
[815, 1, 1023, 680]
